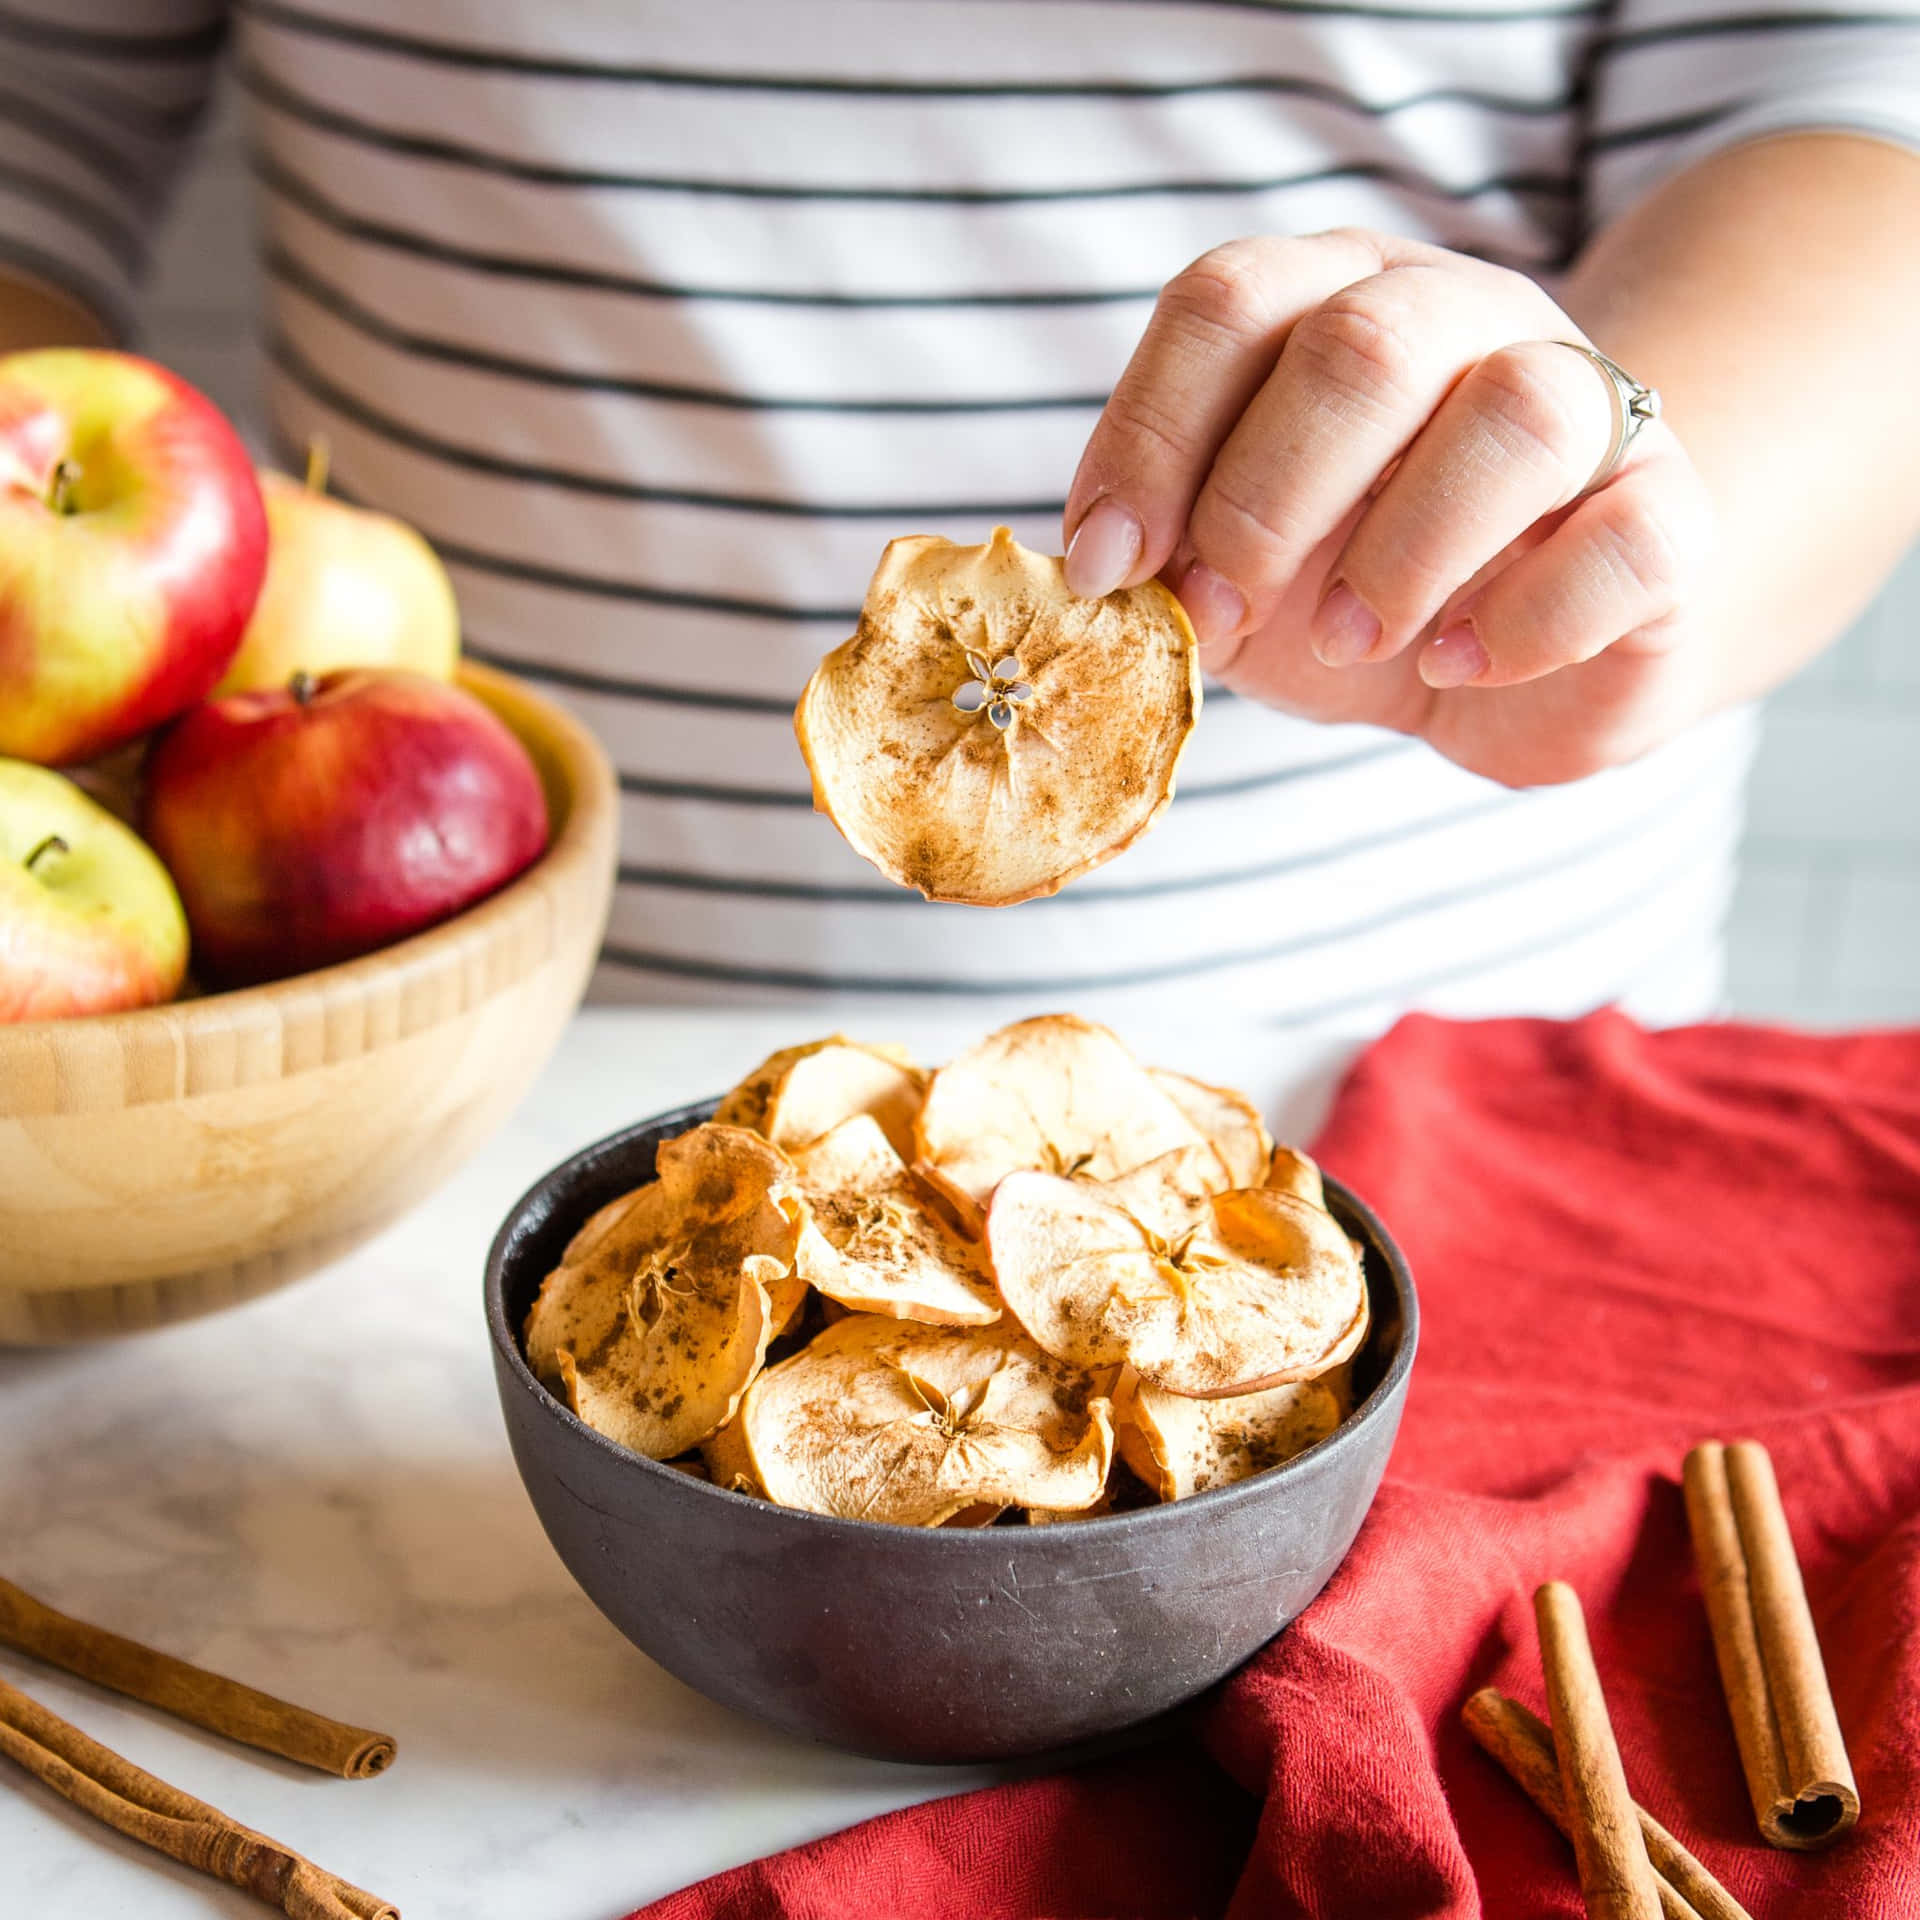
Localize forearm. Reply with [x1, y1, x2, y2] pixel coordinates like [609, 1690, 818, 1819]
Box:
[1561, 132, 1920, 709]
[0, 271, 109, 354]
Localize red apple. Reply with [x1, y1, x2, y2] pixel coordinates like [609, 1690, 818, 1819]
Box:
[142, 669, 548, 985]
[0, 349, 267, 765]
[0, 757, 189, 1021]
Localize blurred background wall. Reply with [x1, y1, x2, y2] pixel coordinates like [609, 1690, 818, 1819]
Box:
[140, 89, 1920, 1028]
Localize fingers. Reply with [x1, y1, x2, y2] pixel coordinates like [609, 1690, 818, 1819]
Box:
[1061, 230, 1385, 598]
[1314, 339, 1620, 667]
[1412, 443, 1712, 691]
[1170, 259, 1570, 666]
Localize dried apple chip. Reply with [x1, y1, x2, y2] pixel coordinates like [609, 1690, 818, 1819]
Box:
[1114, 1366, 1345, 1501]
[794, 526, 1201, 905]
[987, 1173, 1368, 1399]
[1092, 1144, 1223, 1240]
[915, 1014, 1214, 1232]
[1266, 1143, 1327, 1211]
[763, 1045, 925, 1161]
[1026, 1491, 1115, 1526]
[524, 1124, 803, 1460]
[700, 1411, 764, 1496]
[942, 1503, 1006, 1527]
[790, 1116, 1001, 1325]
[741, 1316, 1115, 1526]
[718, 1029, 917, 1128]
[1149, 1068, 1274, 1190]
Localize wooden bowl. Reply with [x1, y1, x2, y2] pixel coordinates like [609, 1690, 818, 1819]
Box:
[0, 662, 617, 1343]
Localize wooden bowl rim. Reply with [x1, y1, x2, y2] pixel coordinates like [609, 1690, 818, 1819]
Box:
[0, 661, 616, 1105]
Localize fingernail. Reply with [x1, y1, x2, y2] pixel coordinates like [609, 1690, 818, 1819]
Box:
[1311, 584, 1381, 668]
[1420, 622, 1490, 689]
[1063, 498, 1143, 599]
[1176, 562, 1247, 651]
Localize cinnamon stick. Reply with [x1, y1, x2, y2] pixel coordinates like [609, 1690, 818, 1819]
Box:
[0, 1575, 394, 1780]
[1463, 1688, 1752, 1920]
[1535, 1581, 1665, 1920]
[1681, 1441, 1859, 1849]
[0, 1676, 395, 1919]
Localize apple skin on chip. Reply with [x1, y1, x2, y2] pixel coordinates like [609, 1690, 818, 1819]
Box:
[794, 527, 1200, 906]
[789, 1116, 1003, 1326]
[523, 1125, 804, 1461]
[741, 1315, 1116, 1526]
[914, 1013, 1217, 1233]
[987, 1172, 1369, 1399]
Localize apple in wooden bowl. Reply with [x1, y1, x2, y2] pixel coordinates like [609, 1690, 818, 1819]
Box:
[0, 662, 616, 1344]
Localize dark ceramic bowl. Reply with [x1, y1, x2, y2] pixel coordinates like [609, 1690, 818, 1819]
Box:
[485, 1100, 1418, 1764]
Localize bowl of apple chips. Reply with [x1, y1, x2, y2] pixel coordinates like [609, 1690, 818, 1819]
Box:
[485, 1015, 1417, 1762]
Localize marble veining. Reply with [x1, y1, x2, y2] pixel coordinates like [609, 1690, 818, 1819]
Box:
[0, 1009, 1356, 1917]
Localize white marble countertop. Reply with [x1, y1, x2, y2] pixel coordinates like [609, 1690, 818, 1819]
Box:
[0, 1009, 1363, 1920]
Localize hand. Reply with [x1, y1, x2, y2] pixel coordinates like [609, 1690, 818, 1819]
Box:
[1062, 230, 1718, 788]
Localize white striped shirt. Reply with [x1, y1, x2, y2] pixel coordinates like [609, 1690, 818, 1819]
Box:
[6, 0, 1918, 1028]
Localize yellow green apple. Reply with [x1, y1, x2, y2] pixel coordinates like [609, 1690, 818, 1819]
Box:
[0, 350, 267, 765]
[216, 445, 460, 694]
[0, 757, 188, 1021]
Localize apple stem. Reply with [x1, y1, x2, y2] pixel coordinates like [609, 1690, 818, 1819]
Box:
[25, 834, 68, 874]
[289, 669, 318, 706]
[304, 435, 330, 495]
[47, 460, 80, 514]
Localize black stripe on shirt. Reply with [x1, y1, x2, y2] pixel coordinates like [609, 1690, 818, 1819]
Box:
[243, 0, 1588, 109]
[1580, 104, 1752, 154]
[301, 471, 864, 619]
[461, 640, 798, 717]
[267, 335, 1073, 519]
[612, 739, 1416, 810]
[620, 771, 817, 808]
[0, 157, 144, 271]
[0, 7, 226, 60]
[595, 799, 1723, 995]
[255, 153, 1563, 301]
[266, 248, 1111, 414]
[1268, 857, 1714, 1027]
[238, 60, 1578, 203]
[616, 790, 1518, 903]
[0, 84, 161, 201]
[1593, 9, 1920, 55]
[463, 632, 1247, 718]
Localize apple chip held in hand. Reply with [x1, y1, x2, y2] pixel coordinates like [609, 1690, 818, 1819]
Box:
[795, 527, 1200, 906]
[141, 667, 548, 986]
[987, 1174, 1368, 1398]
[739, 1315, 1115, 1526]
[524, 1125, 805, 1461]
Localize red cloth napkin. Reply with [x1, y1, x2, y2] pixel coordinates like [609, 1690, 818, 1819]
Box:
[630, 1011, 1920, 1920]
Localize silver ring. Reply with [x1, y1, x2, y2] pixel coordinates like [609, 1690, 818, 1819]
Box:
[1554, 340, 1661, 495]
